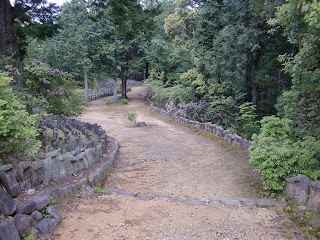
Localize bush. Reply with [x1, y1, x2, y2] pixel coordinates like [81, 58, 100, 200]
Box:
[200, 96, 238, 129]
[105, 99, 113, 105]
[235, 102, 260, 139]
[127, 111, 138, 125]
[0, 71, 41, 155]
[23, 59, 87, 116]
[121, 99, 129, 105]
[250, 116, 320, 191]
[180, 69, 206, 98]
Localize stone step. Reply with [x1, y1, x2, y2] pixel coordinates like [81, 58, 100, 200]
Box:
[105, 187, 286, 208]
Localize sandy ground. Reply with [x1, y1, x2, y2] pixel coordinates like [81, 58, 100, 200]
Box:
[52, 86, 290, 239]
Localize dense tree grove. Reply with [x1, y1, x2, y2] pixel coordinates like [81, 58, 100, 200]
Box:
[1, 0, 320, 190]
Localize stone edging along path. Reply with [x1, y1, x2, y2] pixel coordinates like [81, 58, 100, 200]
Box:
[40, 136, 119, 202]
[149, 102, 254, 151]
[105, 187, 287, 208]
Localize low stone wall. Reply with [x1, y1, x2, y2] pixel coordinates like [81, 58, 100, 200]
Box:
[150, 103, 255, 151]
[0, 114, 120, 239]
[283, 174, 320, 213]
[0, 136, 119, 239]
[0, 115, 107, 196]
[78, 80, 143, 101]
[78, 81, 115, 101]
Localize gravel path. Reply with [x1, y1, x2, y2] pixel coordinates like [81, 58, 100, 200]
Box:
[53, 86, 290, 239]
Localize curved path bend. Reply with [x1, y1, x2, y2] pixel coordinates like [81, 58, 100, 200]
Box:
[53, 87, 290, 239]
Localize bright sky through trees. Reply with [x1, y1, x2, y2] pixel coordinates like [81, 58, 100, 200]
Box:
[50, 0, 68, 5]
[9, 0, 68, 5]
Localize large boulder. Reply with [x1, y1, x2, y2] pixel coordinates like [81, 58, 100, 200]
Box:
[0, 188, 16, 216]
[31, 210, 43, 222]
[307, 181, 320, 213]
[28, 195, 51, 210]
[283, 174, 310, 205]
[45, 206, 61, 223]
[0, 218, 20, 240]
[0, 165, 21, 197]
[14, 214, 34, 235]
[16, 200, 36, 215]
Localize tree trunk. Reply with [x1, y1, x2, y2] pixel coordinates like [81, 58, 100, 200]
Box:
[113, 78, 118, 103]
[0, 0, 23, 85]
[84, 65, 88, 99]
[121, 75, 127, 99]
[252, 84, 258, 106]
[145, 61, 149, 80]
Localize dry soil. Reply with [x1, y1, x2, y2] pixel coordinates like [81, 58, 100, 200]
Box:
[53, 86, 290, 240]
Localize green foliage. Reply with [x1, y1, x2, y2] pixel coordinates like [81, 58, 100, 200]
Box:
[269, 0, 320, 140]
[40, 207, 52, 218]
[180, 69, 206, 98]
[49, 197, 58, 207]
[195, 0, 291, 116]
[166, 85, 194, 104]
[93, 186, 106, 194]
[106, 99, 113, 105]
[23, 59, 86, 116]
[144, 70, 196, 107]
[0, 159, 7, 166]
[28, 0, 117, 83]
[200, 96, 238, 129]
[0, 71, 41, 155]
[250, 116, 320, 191]
[236, 102, 260, 139]
[21, 233, 36, 240]
[127, 111, 138, 125]
[121, 99, 129, 105]
[164, 0, 196, 48]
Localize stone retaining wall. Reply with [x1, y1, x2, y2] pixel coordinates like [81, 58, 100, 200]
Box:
[0, 80, 142, 239]
[78, 80, 143, 101]
[284, 174, 320, 213]
[0, 115, 107, 196]
[0, 114, 120, 239]
[0, 136, 119, 239]
[150, 103, 255, 151]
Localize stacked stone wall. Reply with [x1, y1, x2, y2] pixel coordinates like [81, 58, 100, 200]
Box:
[78, 80, 143, 101]
[284, 175, 320, 213]
[150, 103, 255, 151]
[0, 116, 120, 239]
[0, 115, 107, 192]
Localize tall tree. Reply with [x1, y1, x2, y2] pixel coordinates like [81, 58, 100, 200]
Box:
[94, 0, 160, 98]
[0, 0, 59, 85]
[195, 0, 291, 115]
[29, 0, 116, 88]
[269, 0, 320, 138]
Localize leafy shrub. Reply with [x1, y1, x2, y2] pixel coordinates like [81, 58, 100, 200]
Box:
[166, 85, 194, 103]
[180, 69, 206, 98]
[250, 116, 320, 191]
[93, 186, 106, 194]
[21, 234, 36, 240]
[0, 71, 41, 155]
[105, 99, 113, 105]
[200, 96, 238, 129]
[23, 59, 87, 116]
[144, 75, 195, 107]
[235, 102, 260, 139]
[127, 111, 138, 125]
[121, 99, 129, 105]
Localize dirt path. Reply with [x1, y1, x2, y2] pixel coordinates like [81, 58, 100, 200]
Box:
[53, 87, 289, 239]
